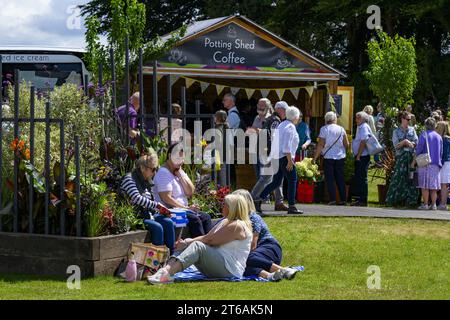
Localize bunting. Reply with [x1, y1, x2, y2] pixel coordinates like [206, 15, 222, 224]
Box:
[275, 89, 286, 100]
[200, 82, 209, 93]
[260, 89, 270, 98]
[185, 78, 196, 89]
[231, 87, 240, 95]
[179, 76, 329, 99]
[245, 88, 255, 99]
[170, 75, 180, 87]
[304, 86, 314, 99]
[216, 85, 226, 96]
[289, 88, 300, 99]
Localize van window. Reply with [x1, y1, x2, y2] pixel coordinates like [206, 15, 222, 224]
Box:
[1, 62, 83, 91]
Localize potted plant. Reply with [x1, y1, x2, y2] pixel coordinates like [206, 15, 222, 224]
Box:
[341, 149, 355, 202]
[370, 149, 396, 204]
[295, 158, 322, 203]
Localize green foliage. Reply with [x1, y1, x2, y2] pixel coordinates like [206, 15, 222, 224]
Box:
[83, 181, 113, 237]
[82, 0, 186, 89]
[364, 31, 418, 150]
[364, 31, 418, 111]
[2, 218, 449, 299]
[343, 149, 354, 184]
[3, 83, 101, 174]
[113, 199, 144, 234]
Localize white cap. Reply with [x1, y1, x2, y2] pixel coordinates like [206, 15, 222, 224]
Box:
[274, 101, 289, 110]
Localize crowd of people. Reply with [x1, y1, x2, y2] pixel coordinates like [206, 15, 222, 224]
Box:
[116, 92, 449, 284]
[222, 95, 450, 210]
[117, 92, 450, 212]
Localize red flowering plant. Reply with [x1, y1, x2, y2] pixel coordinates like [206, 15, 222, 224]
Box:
[191, 178, 231, 218]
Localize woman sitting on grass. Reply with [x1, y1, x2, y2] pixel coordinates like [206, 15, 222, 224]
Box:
[147, 194, 253, 284]
[233, 189, 299, 282]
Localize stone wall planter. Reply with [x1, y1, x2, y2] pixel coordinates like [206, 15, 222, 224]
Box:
[0, 230, 149, 277]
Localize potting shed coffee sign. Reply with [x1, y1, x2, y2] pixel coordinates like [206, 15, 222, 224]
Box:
[160, 22, 314, 72]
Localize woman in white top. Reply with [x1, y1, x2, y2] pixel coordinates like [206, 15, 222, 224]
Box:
[314, 111, 349, 205]
[147, 194, 253, 284]
[259, 106, 302, 214]
[154, 143, 213, 237]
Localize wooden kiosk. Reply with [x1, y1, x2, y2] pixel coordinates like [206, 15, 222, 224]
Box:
[143, 15, 347, 189]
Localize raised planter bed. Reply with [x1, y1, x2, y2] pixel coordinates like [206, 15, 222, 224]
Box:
[0, 230, 149, 277]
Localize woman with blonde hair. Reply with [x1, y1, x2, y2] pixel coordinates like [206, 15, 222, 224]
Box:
[233, 189, 299, 281]
[436, 121, 450, 210]
[147, 194, 253, 284]
[363, 105, 376, 134]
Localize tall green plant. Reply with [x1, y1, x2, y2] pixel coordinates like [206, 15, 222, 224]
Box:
[84, 0, 185, 88]
[364, 30, 418, 151]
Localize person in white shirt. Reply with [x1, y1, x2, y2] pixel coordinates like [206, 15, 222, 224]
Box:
[314, 111, 349, 205]
[147, 194, 253, 284]
[249, 98, 273, 179]
[258, 106, 303, 214]
[154, 143, 212, 237]
[351, 111, 372, 206]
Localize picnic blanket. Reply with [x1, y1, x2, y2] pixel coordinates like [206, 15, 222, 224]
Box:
[173, 265, 305, 282]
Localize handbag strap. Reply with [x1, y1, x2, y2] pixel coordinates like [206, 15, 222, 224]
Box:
[424, 131, 430, 155]
[323, 127, 343, 157]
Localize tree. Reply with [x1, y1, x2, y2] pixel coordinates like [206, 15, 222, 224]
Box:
[83, 0, 185, 88]
[364, 30, 418, 152]
[80, 0, 203, 40]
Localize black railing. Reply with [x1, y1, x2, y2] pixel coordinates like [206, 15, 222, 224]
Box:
[0, 73, 82, 236]
[0, 37, 230, 237]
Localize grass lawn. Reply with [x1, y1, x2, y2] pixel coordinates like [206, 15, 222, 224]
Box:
[0, 217, 449, 300]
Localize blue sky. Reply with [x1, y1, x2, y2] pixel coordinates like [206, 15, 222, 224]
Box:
[0, 0, 91, 49]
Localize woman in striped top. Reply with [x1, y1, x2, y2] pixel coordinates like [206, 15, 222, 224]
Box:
[121, 153, 176, 254]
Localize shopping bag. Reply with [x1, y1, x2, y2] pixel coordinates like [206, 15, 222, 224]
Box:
[129, 242, 170, 273]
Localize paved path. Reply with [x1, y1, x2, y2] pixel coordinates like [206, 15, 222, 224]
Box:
[261, 203, 450, 221]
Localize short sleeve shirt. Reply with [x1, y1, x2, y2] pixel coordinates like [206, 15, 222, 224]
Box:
[318, 124, 346, 160]
[153, 167, 189, 207]
[352, 123, 371, 156]
[249, 213, 273, 245]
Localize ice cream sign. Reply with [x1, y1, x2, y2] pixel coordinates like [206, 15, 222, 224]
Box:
[161, 22, 313, 72]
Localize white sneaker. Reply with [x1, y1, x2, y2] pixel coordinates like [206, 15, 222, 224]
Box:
[418, 204, 429, 210]
[430, 204, 437, 210]
[437, 204, 448, 211]
[281, 267, 299, 280]
[269, 270, 284, 282]
[147, 268, 174, 285]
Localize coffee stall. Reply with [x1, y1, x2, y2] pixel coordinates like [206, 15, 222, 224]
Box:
[142, 15, 352, 188]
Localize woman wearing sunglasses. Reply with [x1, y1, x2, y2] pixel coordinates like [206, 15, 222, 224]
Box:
[121, 153, 176, 254]
[385, 111, 419, 207]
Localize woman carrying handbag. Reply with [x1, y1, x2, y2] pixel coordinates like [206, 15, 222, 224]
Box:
[313, 111, 349, 205]
[415, 117, 443, 210]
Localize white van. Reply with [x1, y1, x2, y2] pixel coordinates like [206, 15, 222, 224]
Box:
[0, 46, 90, 91]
